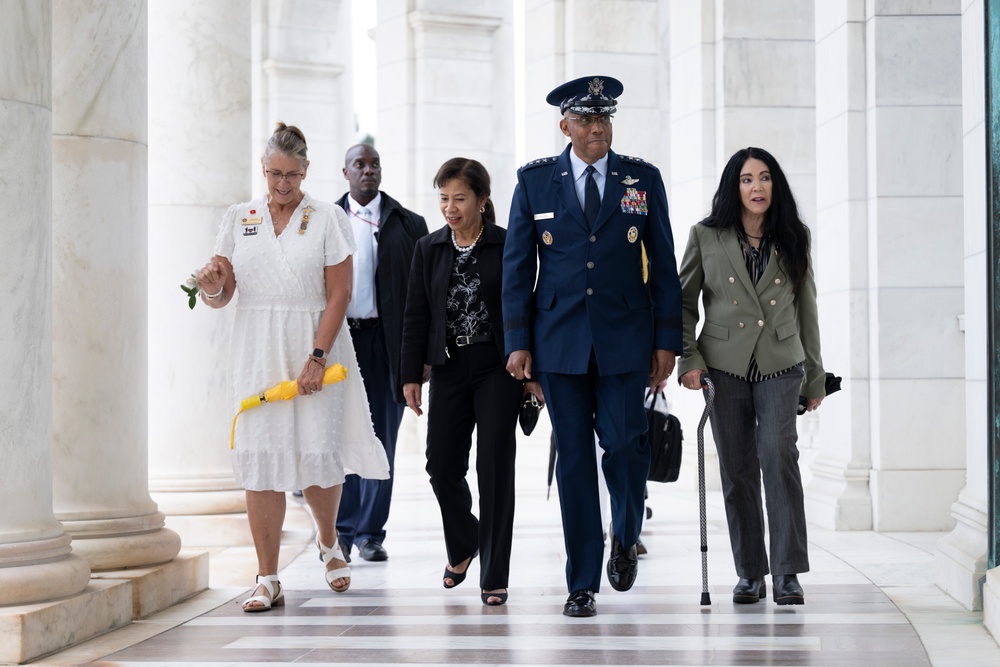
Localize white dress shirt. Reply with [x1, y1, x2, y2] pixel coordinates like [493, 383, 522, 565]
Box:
[345, 192, 381, 320]
[568, 150, 609, 209]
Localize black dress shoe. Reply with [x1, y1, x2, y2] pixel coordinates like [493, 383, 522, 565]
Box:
[563, 589, 596, 617]
[334, 535, 351, 563]
[772, 574, 804, 605]
[358, 538, 388, 562]
[732, 577, 766, 604]
[635, 537, 648, 556]
[606, 535, 638, 592]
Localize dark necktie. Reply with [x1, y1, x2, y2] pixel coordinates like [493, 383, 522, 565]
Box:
[584, 165, 600, 227]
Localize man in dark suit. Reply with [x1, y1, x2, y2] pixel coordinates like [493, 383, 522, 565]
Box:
[502, 76, 682, 616]
[335, 143, 427, 561]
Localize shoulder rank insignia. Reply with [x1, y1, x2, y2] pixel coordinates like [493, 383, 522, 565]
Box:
[618, 154, 651, 165]
[521, 156, 558, 170]
[621, 175, 639, 186]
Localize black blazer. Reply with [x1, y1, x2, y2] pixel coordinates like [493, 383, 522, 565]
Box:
[336, 191, 427, 403]
[400, 222, 509, 385]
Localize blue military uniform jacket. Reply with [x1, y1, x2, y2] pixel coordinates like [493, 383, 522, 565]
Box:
[502, 145, 683, 375]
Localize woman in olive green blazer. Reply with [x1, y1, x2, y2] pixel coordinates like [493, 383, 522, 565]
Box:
[678, 147, 824, 607]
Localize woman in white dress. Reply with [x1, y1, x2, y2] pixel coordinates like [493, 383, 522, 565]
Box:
[195, 123, 389, 612]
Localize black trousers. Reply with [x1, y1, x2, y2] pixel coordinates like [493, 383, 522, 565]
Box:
[425, 341, 521, 590]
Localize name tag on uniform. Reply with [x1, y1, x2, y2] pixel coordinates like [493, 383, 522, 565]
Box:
[533, 212, 554, 220]
[241, 216, 262, 226]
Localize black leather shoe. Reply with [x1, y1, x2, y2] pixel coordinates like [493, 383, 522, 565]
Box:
[358, 538, 388, 562]
[563, 589, 596, 617]
[337, 535, 352, 564]
[773, 574, 804, 605]
[732, 577, 766, 604]
[606, 535, 638, 592]
[635, 537, 648, 556]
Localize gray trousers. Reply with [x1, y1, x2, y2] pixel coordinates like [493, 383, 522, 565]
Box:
[707, 366, 809, 578]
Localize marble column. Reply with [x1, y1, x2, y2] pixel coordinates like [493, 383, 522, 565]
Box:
[377, 0, 514, 226]
[865, 3, 965, 531]
[253, 0, 353, 198]
[147, 0, 253, 546]
[0, 0, 91, 611]
[805, 1, 874, 530]
[51, 0, 180, 570]
[936, 0, 990, 611]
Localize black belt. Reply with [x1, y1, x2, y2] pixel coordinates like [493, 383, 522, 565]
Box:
[347, 318, 379, 330]
[450, 334, 494, 347]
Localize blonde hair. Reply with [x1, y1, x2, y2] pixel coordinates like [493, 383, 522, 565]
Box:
[262, 122, 308, 167]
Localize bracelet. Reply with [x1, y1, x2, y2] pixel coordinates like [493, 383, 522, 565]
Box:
[203, 285, 224, 300]
[308, 355, 326, 367]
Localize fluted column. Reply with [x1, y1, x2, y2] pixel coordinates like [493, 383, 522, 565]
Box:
[0, 0, 90, 611]
[147, 0, 252, 546]
[52, 0, 180, 569]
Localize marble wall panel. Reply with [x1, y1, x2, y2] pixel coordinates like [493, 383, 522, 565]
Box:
[963, 257, 986, 383]
[815, 0, 865, 40]
[870, 468, 965, 531]
[815, 287, 870, 378]
[717, 108, 816, 170]
[964, 124, 986, 257]
[668, 0, 711, 54]
[870, 106, 963, 198]
[667, 45, 713, 118]
[961, 4, 985, 131]
[872, 16, 962, 107]
[51, 1, 145, 142]
[0, 4, 49, 104]
[869, 286, 964, 378]
[414, 60, 494, 105]
[264, 0, 343, 63]
[815, 22, 866, 124]
[719, 39, 815, 108]
[816, 200, 869, 292]
[721, 0, 813, 40]
[871, 196, 964, 287]
[871, 378, 966, 469]
[564, 0, 658, 54]
[872, 0, 962, 15]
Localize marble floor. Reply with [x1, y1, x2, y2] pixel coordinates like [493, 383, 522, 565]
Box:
[30, 419, 1000, 667]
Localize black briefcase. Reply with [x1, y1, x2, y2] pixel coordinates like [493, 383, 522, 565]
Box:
[645, 390, 683, 483]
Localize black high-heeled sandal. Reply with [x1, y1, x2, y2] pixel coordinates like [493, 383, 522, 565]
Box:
[481, 589, 508, 606]
[442, 554, 475, 589]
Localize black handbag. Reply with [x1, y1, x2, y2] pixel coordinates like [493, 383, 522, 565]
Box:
[519, 394, 543, 436]
[645, 390, 683, 483]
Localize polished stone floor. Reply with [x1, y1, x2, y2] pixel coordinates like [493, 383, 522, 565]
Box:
[32, 418, 1000, 666]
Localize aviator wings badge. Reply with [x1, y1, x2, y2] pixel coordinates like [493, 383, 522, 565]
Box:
[621, 176, 640, 186]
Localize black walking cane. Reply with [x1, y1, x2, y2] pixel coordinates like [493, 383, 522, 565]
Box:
[697, 375, 716, 605]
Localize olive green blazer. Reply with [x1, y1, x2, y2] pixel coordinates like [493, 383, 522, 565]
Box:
[677, 223, 826, 398]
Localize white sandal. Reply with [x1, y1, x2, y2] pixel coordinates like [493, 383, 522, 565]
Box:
[242, 574, 284, 612]
[317, 535, 351, 592]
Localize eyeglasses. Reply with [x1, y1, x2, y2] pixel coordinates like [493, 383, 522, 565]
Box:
[566, 115, 613, 127]
[265, 170, 304, 183]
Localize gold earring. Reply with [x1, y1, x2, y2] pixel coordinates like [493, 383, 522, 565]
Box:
[480, 207, 485, 213]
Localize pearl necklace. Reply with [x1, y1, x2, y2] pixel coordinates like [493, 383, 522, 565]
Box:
[451, 223, 484, 253]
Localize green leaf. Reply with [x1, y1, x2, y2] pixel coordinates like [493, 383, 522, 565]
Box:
[188, 294, 197, 309]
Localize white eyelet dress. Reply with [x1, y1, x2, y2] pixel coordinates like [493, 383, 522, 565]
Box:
[213, 193, 389, 491]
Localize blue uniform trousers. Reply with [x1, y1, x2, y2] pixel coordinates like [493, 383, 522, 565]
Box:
[541, 360, 650, 593]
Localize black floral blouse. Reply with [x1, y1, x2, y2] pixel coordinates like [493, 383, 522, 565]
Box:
[445, 247, 493, 339]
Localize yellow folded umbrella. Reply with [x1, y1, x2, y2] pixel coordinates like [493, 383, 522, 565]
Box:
[229, 363, 348, 448]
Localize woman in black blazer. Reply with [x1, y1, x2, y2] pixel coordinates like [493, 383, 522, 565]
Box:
[401, 157, 543, 606]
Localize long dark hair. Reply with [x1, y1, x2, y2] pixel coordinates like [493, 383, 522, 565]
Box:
[433, 158, 496, 225]
[702, 147, 810, 291]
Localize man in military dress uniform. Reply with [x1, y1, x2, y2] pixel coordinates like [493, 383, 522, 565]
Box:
[502, 76, 682, 617]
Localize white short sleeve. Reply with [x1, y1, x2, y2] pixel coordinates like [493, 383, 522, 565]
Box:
[325, 203, 357, 266]
[213, 204, 240, 260]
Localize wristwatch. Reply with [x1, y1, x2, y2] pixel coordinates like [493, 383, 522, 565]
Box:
[312, 348, 326, 359]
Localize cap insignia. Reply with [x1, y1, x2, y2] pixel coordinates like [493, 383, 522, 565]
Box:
[588, 78, 605, 95]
